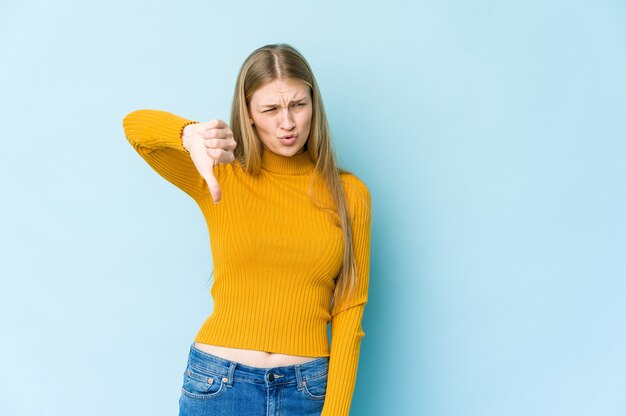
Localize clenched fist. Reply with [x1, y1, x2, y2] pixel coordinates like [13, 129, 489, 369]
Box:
[182, 119, 237, 203]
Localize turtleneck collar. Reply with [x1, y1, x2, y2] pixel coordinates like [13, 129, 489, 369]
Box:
[261, 147, 315, 175]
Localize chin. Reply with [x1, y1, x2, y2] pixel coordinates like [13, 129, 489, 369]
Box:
[294, 141, 308, 154]
[278, 145, 305, 157]
[264, 140, 306, 156]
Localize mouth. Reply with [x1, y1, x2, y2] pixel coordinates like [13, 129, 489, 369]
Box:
[278, 134, 297, 145]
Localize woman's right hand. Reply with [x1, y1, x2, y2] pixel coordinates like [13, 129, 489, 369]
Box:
[182, 119, 237, 204]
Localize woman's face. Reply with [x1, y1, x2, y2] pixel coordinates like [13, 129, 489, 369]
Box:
[248, 77, 313, 157]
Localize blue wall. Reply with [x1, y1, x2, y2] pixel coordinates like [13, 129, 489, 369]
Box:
[1, 1, 624, 415]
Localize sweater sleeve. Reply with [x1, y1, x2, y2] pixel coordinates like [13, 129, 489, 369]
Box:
[121, 109, 207, 202]
[321, 177, 372, 416]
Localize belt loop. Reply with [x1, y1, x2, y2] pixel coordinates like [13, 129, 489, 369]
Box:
[226, 361, 236, 387]
[294, 364, 304, 391]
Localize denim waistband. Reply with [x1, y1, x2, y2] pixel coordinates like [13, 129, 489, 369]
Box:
[186, 342, 329, 387]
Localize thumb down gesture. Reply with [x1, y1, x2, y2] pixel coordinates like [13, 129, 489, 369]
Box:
[183, 119, 237, 203]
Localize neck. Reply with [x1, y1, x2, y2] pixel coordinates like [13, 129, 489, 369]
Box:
[261, 147, 315, 175]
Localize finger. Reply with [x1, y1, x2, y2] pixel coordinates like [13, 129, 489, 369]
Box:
[204, 119, 226, 131]
[203, 138, 221, 149]
[207, 147, 226, 161]
[204, 120, 217, 130]
[202, 161, 222, 204]
[203, 128, 221, 140]
[204, 137, 237, 151]
[192, 151, 221, 203]
[224, 138, 237, 151]
[203, 125, 229, 140]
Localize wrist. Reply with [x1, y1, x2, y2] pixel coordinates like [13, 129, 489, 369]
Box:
[181, 122, 199, 152]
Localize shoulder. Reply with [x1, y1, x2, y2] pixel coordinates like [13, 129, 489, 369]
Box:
[340, 171, 371, 223]
[340, 171, 370, 201]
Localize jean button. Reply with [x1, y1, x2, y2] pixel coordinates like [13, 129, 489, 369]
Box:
[269, 373, 275, 382]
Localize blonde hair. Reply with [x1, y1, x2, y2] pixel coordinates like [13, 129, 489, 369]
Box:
[229, 43, 358, 316]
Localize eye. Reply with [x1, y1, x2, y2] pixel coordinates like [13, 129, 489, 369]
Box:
[292, 103, 306, 108]
[262, 108, 277, 113]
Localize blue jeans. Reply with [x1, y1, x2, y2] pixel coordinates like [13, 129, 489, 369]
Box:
[179, 342, 329, 416]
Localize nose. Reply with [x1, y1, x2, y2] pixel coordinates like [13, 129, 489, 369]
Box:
[278, 108, 295, 131]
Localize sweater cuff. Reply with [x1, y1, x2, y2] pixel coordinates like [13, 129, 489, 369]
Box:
[122, 109, 199, 153]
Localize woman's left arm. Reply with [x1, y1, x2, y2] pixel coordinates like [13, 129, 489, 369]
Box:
[321, 177, 372, 416]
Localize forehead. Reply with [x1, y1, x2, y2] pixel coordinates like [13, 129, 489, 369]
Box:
[251, 78, 310, 104]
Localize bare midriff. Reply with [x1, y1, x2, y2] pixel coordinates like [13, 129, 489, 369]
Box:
[193, 341, 323, 368]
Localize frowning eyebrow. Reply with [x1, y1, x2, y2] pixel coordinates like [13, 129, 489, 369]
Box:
[260, 98, 308, 108]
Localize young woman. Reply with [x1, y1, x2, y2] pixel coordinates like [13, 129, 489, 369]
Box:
[122, 43, 371, 416]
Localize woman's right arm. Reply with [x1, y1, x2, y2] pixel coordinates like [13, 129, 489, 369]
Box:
[122, 109, 208, 203]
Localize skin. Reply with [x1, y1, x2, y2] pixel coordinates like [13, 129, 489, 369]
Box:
[194, 77, 321, 367]
[248, 77, 312, 157]
[183, 119, 236, 203]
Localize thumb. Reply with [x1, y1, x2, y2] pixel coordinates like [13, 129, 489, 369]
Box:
[201, 160, 221, 204]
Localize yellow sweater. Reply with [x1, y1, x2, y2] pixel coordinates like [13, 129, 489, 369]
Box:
[122, 109, 371, 416]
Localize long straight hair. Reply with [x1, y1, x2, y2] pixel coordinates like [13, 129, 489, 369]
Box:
[229, 43, 358, 316]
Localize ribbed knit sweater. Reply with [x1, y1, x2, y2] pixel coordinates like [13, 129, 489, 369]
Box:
[122, 109, 371, 416]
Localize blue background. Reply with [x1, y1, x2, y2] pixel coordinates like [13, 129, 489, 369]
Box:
[1, 1, 625, 415]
